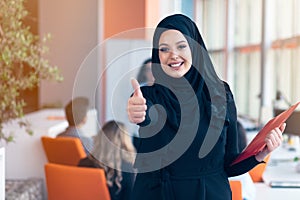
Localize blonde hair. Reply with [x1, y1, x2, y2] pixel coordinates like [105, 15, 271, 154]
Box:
[91, 120, 136, 193]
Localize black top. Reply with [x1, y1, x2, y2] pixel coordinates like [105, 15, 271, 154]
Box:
[131, 14, 263, 200]
[78, 157, 135, 200]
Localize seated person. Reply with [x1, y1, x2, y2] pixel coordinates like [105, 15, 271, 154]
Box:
[229, 121, 256, 200]
[57, 97, 93, 155]
[78, 120, 136, 200]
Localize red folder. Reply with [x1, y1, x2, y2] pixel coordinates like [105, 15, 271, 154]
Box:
[231, 101, 300, 166]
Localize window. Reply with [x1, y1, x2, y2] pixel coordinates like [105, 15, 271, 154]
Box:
[194, 0, 300, 120]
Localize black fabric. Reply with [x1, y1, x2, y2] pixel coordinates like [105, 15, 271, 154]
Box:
[132, 14, 260, 200]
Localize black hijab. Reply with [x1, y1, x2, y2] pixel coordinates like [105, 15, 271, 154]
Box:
[135, 14, 228, 172]
[150, 14, 227, 158]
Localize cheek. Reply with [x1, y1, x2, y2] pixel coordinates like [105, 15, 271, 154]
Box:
[159, 53, 168, 64]
[183, 51, 192, 64]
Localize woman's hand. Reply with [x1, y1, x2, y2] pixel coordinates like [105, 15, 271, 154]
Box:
[255, 123, 286, 162]
[127, 79, 147, 124]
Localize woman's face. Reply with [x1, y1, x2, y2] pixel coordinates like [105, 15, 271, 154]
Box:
[158, 29, 192, 78]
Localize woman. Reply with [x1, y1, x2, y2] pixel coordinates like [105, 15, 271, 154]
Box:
[127, 14, 284, 200]
[78, 120, 136, 200]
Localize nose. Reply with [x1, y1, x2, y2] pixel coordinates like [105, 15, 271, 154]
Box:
[170, 51, 179, 60]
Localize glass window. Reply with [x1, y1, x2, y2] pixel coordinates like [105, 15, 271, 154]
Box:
[272, 0, 294, 40]
[181, 0, 194, 19]
[234, 0, 262, 46]
[201, 0, 226, 49]
[210, 52, 225, 79]
[192, 0, 300, 120]
[291, 47, 300, 102]
[295, 0, 300, 35]
[233, 51, 261, 118]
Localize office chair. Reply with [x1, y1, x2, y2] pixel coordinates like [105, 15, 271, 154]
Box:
[45, 163, 111, 200]
[41, 136, 86, 166]
[229, 180, 242, 200]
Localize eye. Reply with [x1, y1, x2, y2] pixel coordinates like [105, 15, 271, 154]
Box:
[159, 47, 169, 52]
[178, 44, 187, 50]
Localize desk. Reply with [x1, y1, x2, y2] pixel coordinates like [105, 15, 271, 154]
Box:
[255, 182, 300, 200]
[254, 146, 300, 200]
[262, 147, 300, 185]
[0, 108, 97, 199]
[1, 109, 68, 180]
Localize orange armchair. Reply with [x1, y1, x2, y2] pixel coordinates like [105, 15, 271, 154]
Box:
[229, 180, 242, 200]
[45, 163, 111, 200]
[41, 136, 86, 166]
[249, 154, 271, 182]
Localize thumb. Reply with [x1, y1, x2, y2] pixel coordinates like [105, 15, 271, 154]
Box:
[131, 78, 143, 97]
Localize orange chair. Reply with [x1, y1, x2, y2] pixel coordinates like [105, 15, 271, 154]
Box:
[41, 136, 86, 166]
[45, 163, 111, 200]
[249, 154, 271, 182]
[229, 180, 242, 200]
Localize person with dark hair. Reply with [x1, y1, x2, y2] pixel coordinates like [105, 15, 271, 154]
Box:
[78, 120, 136, 200]
[57, 97, 93, 155]
[136, 58, 154, 86]
[127, 14, 285, 200]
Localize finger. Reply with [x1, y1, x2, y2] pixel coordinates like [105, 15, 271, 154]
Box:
[265, 138, 275, 151]
[127, 104, 147, 114]
[128, 96, 146, 105]
[265, 130, 282, 150]
[130, 111, 146, 119]
[274, 127, 283, 141]
[131, 78, 143, 98]
[279, 123, 286, 132]
[130, 116, 145, 124]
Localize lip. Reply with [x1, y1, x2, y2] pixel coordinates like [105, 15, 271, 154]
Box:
[168, 62, 184, 68]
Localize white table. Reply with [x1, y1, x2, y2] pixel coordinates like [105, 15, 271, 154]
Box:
[262, 146, 300, 185]
[254, 146, 300, 200]
[1, 109, 68, 180]
[255, 182, 300, 200]
[0, 108, 98, 199]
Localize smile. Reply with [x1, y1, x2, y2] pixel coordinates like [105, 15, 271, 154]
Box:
[169, 62, 183, 68]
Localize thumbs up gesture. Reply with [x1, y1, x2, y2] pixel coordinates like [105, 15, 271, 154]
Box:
[127, 78, 147, 124]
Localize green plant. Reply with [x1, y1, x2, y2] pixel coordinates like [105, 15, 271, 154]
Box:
[0, 0, 63, 142]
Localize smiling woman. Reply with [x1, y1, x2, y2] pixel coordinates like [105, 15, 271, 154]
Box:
[158, 30, 192, 78]
[126, 14, 285, 200]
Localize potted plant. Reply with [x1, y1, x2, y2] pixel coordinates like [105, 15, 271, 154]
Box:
[0, 0, 63, 142]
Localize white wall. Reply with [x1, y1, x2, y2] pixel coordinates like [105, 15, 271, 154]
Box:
[39, 0, 99, 109]
[104, 39, 152, 134]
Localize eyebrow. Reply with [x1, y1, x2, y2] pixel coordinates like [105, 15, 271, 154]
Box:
[158, 40, 187, 47]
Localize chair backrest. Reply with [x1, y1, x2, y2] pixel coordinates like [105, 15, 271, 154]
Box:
[41, 136, 86, 166]
[249, 154, 271, 182]
[229, 180, 242, 200]
[45, 163, 111, 200]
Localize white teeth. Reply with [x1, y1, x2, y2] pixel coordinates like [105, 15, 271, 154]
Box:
[170, 63, 181, 67]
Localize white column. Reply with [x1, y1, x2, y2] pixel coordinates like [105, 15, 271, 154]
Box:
[0, 147, 5, 200]
[259, 0, 273, 123]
